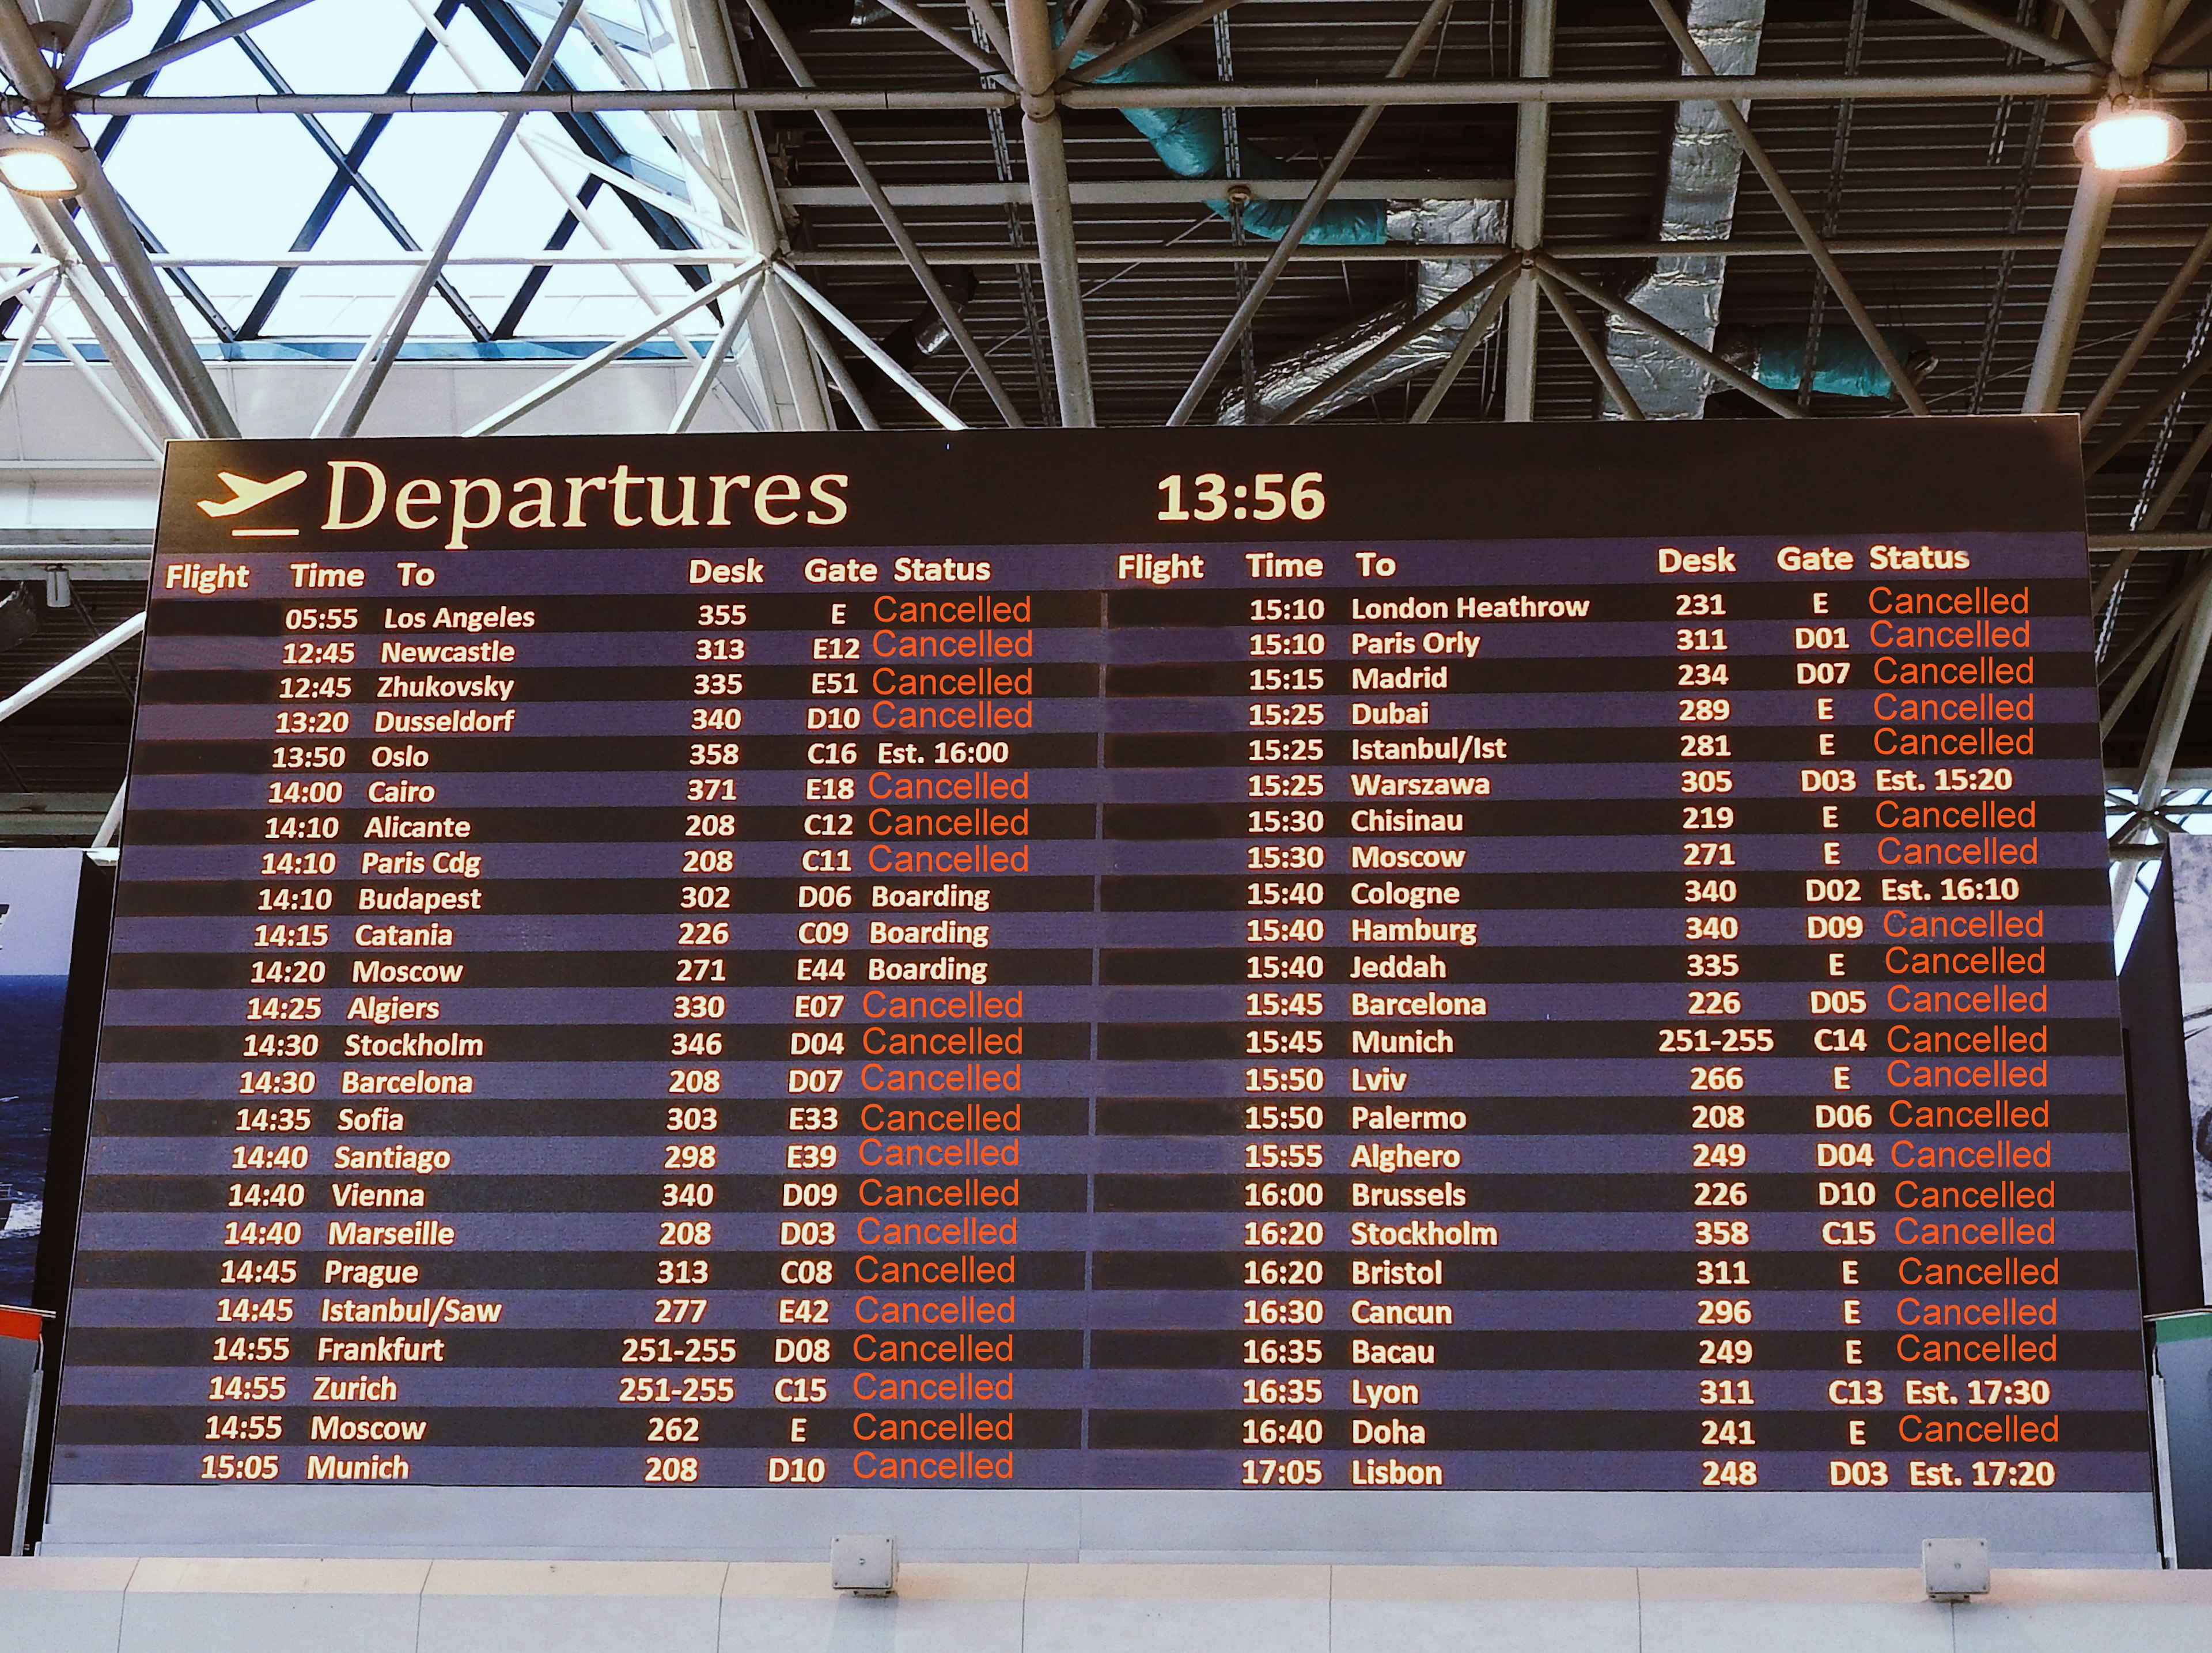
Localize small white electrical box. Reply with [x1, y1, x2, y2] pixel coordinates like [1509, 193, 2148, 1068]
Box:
[1921, 1537, 1990, 1602]
[831, 1533, 897, 1596]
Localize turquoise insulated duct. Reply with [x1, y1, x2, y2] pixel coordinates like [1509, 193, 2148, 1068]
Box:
[1063, 38, 1386, 245]
[1748, 324, 1927, 400]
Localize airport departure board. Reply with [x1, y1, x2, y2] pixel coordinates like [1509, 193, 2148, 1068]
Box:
[52, 424, 2150, 1506]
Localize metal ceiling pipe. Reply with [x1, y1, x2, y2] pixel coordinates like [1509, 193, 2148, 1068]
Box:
[1907, 0, 2084, 66]
[325, 0, 585, 438]
[1504, 0, 1555, 422]
[2021, 169, 2116, 414]
[71, 0, 315, 94]
[1542, 252, 1801, 418]
[668, 0, 831, 431]
[0, 607, 143, 726]
[1644, 0, 1927, 416]
[0, 0, 237, 437]
[745, 0, 1025, 427]
[2080, 215, 2212, 438]
[2131, 575, 2212, 822]
[1065, 0, 1242, 82]
[8, 195, 195, 442]
[1411, 272, 1520, 421]
[1165, 0, 1457, 425]
[1535, 267, 1645, 419]
[79, 69, 2150, 116]
[2087, 343, 2212, 472]
[874, 0, 1013, 85]
[2024, 0, 2165, 414]
[779, 226, 2212, 264]
[1005, 0, 1094, 426]
[2100, 569, 2211, 737]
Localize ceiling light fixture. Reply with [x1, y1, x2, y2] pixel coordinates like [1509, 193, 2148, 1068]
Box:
[2074, 98, 2186, 172]
[0, 132, 84, 199]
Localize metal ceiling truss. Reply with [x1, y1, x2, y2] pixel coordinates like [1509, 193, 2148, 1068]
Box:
[0, 0, 942, 441]
[4, 0, 2212, 868]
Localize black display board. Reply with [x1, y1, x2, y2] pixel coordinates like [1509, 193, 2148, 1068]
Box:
[48, 422, 2147, 1508]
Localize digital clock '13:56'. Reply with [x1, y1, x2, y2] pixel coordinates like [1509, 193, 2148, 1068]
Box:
[1158, 472, 1326, 523]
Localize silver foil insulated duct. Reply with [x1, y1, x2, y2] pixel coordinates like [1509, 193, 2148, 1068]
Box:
[1603, 0, 1768, 419]
[1217, 198, 1506, 425]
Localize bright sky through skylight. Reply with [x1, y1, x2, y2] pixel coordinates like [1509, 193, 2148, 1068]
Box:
[9, 1, 741, 346]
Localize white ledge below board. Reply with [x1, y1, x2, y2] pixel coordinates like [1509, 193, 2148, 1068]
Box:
[6, 1559, 2212, 1653]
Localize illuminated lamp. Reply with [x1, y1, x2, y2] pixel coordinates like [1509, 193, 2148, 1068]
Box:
[0, 132, 84, 199]
[2073, 98, 2186, 172]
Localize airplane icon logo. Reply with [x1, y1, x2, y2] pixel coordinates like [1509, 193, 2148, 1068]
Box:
[198, 469, 308, 520]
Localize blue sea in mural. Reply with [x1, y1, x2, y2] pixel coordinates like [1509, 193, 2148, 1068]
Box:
[0, 976, 66, 1306]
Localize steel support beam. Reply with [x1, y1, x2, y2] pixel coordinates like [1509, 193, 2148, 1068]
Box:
[33, 301, 166, 457]
[0, 220, 2194, 271]
[2101, 582, 2205, 738]
[0, 2, 238, 438]
[2115, 0, 2173, 73]
[1505, 0, 1555, 422]
[2088, 342, 2212, 472]
[1906, 0, 2088, 65]
[322, 0, 585, 437]
[775, 265, 967, 430]
[1535, 252, 1804, 418]
[89, 783, 125, 850]
[668, 272, 769, 434]
[668, 0, 831, 431]
[1168, 0, 1457, 426]
[771, 226, 2212, 265]
[2071, 2, 2210, 435]
[1535, 267, 1646, 419]
[0, 274, 56, 409]
[2059, 0, 2114, 58]
[1646, 0, 1928, 415]
[2024, 0, 2165, 414]
[54, 0, 128, 85]
[2102, 556, 2212, 687]
[73, 0, 323, 94]
[789, 300, 882, 431]
[221, 0, 492, 342]
[1065, 0, 1243, 82]
[2139, 416, 2212, 530]
[747, 0, 1024, 426]
[1004, 0, 1093, 427]
[39, 223, 2212, 272]
[1266, 255, 1522, 427]
[2022, 169, 2117, 413]
[2168, 3, 2212, 59]
[875, 0, 1012, 85]
[463, 263, 760, 436]
[2130, 577, 2212, 821]
[10, 195, 198, 441]
[778, 177, 1514, 207]
[86, 69, 2183, 116]
[0, 609, 145, 727]
[1054, 0, 1117, 75]
[960, 0, 1017, 69]
[1410, 272, 1520, 423]
[2081, 216, 2212, 437]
